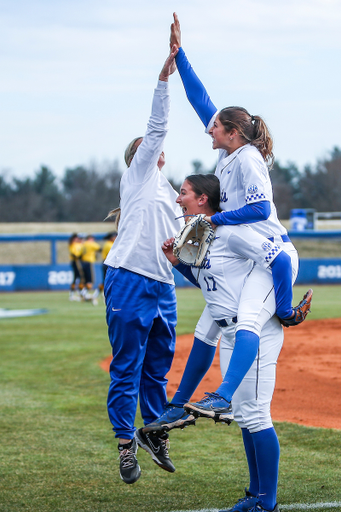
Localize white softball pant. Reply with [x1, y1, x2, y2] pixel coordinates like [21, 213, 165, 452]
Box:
[194, 304, 221, 347]
[237, 241, 298, 337]
[194, 241, 298, 346]
[220, 315, 284, 433]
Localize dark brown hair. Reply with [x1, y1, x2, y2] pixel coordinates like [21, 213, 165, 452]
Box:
[185, 174, 221, 213]
[218, 107, 274, 167]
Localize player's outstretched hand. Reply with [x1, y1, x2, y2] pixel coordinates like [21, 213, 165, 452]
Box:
[279, 288, 313, 327]
[162, 237, 179, 266]
[159, 45, 178, 82]
[170, 12, 181, 49]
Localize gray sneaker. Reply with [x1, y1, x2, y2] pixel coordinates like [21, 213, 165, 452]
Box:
[135, 428, 175, 472]
[118, 438, 141, 484]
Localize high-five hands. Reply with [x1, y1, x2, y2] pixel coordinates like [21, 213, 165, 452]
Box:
[159, 45, 179, 81]
[170, 12, 181, 49]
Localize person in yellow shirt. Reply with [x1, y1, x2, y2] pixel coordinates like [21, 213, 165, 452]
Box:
[68, 233, 84, 301]
[80, 235, 101, 303]
[99, 232, 117, 294]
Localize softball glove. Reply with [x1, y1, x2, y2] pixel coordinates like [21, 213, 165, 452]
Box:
[173, 214, 216, 267]
[279, 288, 313, 327]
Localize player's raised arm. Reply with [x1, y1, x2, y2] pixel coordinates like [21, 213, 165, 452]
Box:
[125, 45, 179, 180]
[159, 45, 178, 82]
[170, 12, 217, 128]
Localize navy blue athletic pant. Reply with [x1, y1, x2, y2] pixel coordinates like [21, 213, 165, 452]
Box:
[104, 267, 177, 440]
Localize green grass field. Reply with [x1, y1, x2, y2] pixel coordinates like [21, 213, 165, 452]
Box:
[0, 285, 341, 512]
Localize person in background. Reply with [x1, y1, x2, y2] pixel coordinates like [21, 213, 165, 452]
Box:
[80, 234, 101, 305]
[99, 232, 117, 298]
[68, 233, 84, 301]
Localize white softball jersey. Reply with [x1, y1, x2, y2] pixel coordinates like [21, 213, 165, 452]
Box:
[201, 116, 299, 340]
[216, 144, 288, 239]
[104, 80, 183, 284]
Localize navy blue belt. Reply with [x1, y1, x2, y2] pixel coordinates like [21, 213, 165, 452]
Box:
[268, 234, 291, 243]
[216, 317, 237, 328]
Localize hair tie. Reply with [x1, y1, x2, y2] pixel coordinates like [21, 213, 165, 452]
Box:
[251, 115, 255, 122]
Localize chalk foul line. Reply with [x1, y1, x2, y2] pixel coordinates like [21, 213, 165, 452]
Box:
[164, 502, 341, 512]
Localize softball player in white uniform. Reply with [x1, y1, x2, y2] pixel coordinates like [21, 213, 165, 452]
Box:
[159, 174, 284, 512]
[165, 15, 295, 512]
[104, 46, 184, 484]
[171, 14, 299, 336]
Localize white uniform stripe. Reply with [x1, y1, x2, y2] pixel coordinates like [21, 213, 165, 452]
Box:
[281, 503, 341, 510]
[164, 503, 341, 512]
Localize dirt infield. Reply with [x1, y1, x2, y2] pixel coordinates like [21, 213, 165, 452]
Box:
[100, 318, 341, 430]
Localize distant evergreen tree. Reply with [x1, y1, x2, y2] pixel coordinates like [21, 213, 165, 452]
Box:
[61, 161, 122, 221]
[270, 161, 301, 219]
[0, 147, 340, 221]
[296, 146, 341, 212]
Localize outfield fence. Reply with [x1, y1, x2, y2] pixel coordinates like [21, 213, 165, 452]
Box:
[0, 231, 340, 291]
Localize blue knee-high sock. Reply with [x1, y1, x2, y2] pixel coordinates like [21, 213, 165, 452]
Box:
[252, 427, 280, 510]
[241, 428, 259, 498]
[216, 330, 259, 402]
[171, 337, 216, 406]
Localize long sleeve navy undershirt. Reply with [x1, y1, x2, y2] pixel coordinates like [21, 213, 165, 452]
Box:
[173, 262, 200, 288]
[175, 47, 217, 128]
[211, 201, 271, 225]
[270, 251, 293, 319]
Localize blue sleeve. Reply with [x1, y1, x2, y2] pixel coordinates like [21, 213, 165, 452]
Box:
[176, 47, 217, 128]
[211, 201, 271, 225]
[270, 251, 293, 319]
[174, 262, 201, 288]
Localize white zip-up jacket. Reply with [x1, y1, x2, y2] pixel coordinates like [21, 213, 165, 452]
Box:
[105, 80, 183, 284]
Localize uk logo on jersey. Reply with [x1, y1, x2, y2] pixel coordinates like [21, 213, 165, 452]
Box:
[248, 184, 258, 194]
[220, 191, 228, 203]
[199, 258, 211, 270]
[261, 241, 273, 252]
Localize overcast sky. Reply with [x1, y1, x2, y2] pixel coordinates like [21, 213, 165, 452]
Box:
[1, 0, 341, 182]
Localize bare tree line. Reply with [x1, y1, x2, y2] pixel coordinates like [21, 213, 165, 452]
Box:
[0, 147, 340, 222]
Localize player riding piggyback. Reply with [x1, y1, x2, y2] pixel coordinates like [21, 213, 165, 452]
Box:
[170, 12, 301, 332]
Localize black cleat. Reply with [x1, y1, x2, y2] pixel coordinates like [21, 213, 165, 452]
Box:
[135, 428, 175, 472]
[118, 437, 141, 484]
